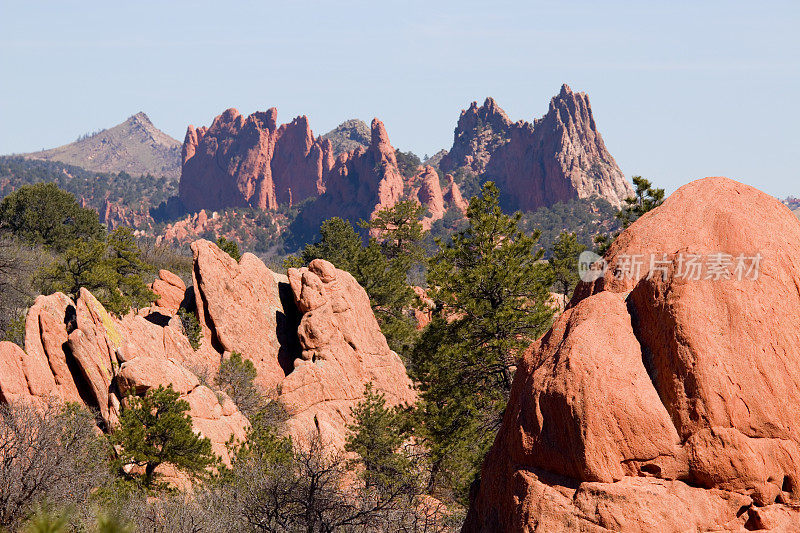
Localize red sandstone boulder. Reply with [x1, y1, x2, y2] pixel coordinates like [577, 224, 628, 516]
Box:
[465, 177, 800, 531]
[283, 259, 416, 448]
[0, 341, 29, 403]
[150, 269, 187, 313]
[441, 86, 633, 212]
[190, 239, 294, 390]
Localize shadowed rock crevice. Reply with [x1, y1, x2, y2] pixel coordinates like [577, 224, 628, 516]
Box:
[143, 311, 171, 327]
[275, 281, 302, 376]
[61, 341, 99, 414]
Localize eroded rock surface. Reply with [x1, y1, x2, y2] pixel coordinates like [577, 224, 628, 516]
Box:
[282, 259, 416, 448]
[1, 239, 416, 462]
[441, 85, 633, 211]
[180, 108, 333, 212]
[464, 177, 800, 532]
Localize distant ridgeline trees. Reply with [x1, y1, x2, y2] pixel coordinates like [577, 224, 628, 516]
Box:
[0, 183, 155, 324]
[0, 156, 178, 222]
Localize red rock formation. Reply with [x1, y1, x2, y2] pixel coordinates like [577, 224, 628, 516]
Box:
[0, 238, 417, 466]
[99, 198, 152, 230]
[150, 269, 187, 314]
[440, 97, 513, 175]
[190, 239, 297, 391]
[406, 166, 469, 230]
[440, 85, 634, 212]
[464, 177, 800, 532]
[411, 166, 445, 229]
[291, 118, 407, 239]
[283, 259, 416, 448]
[179, 108, 334, 212]
[442, 173, 468, 213]
[0, 342, 29, 403]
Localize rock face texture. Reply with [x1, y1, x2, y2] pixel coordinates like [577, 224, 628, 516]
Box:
[440, 85, 633, 212]
[0, 285, 243, 464]
[1, 239, 414, 461]
[283, 259, 416, 447]
[464, 177, 800, 532]
[406, 165, 469, 230]
[412, 166, 446, 229]
[179, 108, 334, 212]
[290, 118, 407, 239]
[150, 269, 188, 314]
[190, 239, 298, 391]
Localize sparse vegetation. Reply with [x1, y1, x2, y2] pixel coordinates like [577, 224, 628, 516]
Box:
[178, 307, 202, 350]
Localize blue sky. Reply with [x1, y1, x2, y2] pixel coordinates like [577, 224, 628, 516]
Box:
[1, 1, 798, 197]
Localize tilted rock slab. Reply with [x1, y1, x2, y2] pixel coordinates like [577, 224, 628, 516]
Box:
[0, 287, 247, 463]
[464, 177, 800, 532]
[2, 239, 417, 467]
[190, 239, 297, 390]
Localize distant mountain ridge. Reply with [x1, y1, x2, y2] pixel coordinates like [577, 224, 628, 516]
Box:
[21, 112, 181, 179]
[321, 119, 370, 156]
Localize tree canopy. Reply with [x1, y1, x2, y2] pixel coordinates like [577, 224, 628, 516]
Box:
[408, 181, 555, 501]
[549, 231, 586, 305]
[0, 182, 104, 251]
[112, 385, 216, 489]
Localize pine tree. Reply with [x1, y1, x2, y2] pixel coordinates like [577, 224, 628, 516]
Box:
[215, 236, 242, 261]
[409, 181, 555, 501]
[549, 231, 586, 306]
[617, 176, 665, 228]
[288, 217, 363, 271]
[112, 385, 216, 489]
[360, 199, 426, 269]
[345, 383, 412, 490]
[36, 227, 155, 316]
[594, 176, 664, 255]
[0, 183, 104, 251]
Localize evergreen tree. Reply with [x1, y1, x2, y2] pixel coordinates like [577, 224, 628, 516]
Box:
[0, 183, 104, 251]
[345, 383, 412, 490]
[288, 217, 363, 271]
[215, 236, 242, 261]
[112, 385, 216, 489]
[215, 351, 263, 417]
[594, 176, 665, 255]
[409, 181, 555, 501]
[36, 227, 155, 315]
[617, 176, 665, 228]
[549, 231, 586, 305]
[360, 199, 425, 269]
[105, 227, 157, 313]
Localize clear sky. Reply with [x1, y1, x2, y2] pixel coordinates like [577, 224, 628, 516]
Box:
[1, 1, 798, 197]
